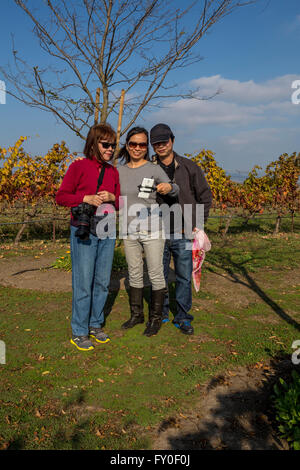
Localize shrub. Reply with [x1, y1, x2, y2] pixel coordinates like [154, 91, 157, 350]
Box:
[52, 247, 127, 273]
[272, 369, 300, 450]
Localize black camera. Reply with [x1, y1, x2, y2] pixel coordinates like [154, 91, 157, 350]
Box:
[71, 203, 96, 240]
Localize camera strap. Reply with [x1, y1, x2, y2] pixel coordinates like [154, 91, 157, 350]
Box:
[89, 165, 107, 236]
[96, 165, 106, 193]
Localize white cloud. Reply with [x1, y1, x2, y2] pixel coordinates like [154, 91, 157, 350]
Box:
[190, 74, 299, 104]
[145, 74, 300, 171]
[224, 128, 281, 148]
[149, 74, 300, 127]
[153, 98, 264, 127]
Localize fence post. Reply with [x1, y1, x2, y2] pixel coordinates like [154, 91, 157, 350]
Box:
[114, 89, 125, 166]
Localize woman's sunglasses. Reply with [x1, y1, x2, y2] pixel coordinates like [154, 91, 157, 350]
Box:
[99, 141, 117, 149]
[128, 141, 148, 149]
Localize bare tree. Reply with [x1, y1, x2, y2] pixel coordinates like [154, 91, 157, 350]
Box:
[2, 0, 255, 139]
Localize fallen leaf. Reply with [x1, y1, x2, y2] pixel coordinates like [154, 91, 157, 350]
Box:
[96, 429, 104, 438]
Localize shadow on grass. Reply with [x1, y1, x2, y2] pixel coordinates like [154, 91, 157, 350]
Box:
[103, 289, 120, 326]
[6, 437, 26, 450]
[52, 389, 91, 450]
[206, 252, 300, 333]
[6, 389, 90, 450]
[164, 354, 298, 450]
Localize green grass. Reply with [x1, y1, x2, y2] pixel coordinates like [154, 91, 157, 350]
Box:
[1, 285, 299, 448]
[0, 219, 300, 449]
[204, 232, 300, 274]
[51, 246, 127, 273]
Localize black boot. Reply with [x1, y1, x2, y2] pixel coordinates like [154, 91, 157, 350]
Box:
[121, 287, 144, 329]
[143, 288, 166, 337]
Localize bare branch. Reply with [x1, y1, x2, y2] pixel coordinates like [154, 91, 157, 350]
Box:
[1, 0, 258, 138]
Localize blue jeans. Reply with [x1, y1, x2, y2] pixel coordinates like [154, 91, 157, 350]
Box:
[70, 226, 115, 336]
[162, 236, 193, 323]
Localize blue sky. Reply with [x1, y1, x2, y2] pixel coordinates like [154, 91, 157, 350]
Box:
[0, 0, 299, 177]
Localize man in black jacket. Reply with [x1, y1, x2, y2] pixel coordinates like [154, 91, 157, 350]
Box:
[150, 123, 212, 335]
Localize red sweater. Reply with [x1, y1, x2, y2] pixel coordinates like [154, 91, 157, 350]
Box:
[56, 157, 120, 217]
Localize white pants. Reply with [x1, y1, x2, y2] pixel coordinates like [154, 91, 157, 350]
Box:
[123, 232, 166, 290]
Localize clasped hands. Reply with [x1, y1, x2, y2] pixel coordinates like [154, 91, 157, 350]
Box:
[83, 191, 115, 207]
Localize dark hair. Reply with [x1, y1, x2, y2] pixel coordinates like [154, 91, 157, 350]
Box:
[83, 123, 116, 162]
[118, 126, 149, 164]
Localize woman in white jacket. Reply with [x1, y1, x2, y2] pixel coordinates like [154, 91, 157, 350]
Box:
[118, 126, 179, 337]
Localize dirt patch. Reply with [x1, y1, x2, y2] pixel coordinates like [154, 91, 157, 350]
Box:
[152, 358, 295, 450]
[0, 255, 174, 292]
[1, 255, 299, 299]
[0, 256, 73, 292]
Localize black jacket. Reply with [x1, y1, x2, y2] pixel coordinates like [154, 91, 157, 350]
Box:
[152, 152, 213, 232]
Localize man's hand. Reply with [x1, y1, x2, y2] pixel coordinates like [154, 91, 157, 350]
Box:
[156, 183, 172, 195]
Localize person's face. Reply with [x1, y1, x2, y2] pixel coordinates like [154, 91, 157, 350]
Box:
[97, 138, 116, 161]
[152, 138, 173, 158]
[126, 133, 148, 161]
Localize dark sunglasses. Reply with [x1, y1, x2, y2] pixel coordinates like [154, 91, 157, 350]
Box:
[128, 141, 148, 149]
[99, 141, 117, 149]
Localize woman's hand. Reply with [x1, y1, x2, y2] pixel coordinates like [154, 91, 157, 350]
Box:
[156, 183, 172, 195]
[83, 194, 103, 206]
[97, 191, 116, 203]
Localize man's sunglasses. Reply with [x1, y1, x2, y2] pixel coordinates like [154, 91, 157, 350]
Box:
[128, 141, 148, 149]
[99, 141, 117, 149]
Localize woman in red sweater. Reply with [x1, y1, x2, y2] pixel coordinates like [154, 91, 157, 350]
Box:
[56, 123, 120, 351]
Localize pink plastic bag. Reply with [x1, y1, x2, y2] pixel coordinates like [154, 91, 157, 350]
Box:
[192, 229, 211, 292]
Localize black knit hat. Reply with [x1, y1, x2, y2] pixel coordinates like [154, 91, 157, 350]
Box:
[150, 123, 174, 145]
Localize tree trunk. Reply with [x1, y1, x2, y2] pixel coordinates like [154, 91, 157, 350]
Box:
[52, 203, 56, 242]
[52, 220, 56, 242]
[116, 89, 125, 156]
[217, 216, 224, 234]
[100, 85, 109, 123]
[94, 88, 100, 125]
[14, 223, 26, 244]
[273, 215, 281, 234]
[222, 214, 233, 239]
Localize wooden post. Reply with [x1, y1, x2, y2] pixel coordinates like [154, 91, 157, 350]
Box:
[52, 219, 56, 242]
[114, 89, 125, 166]
[94, 88, 100, 125]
